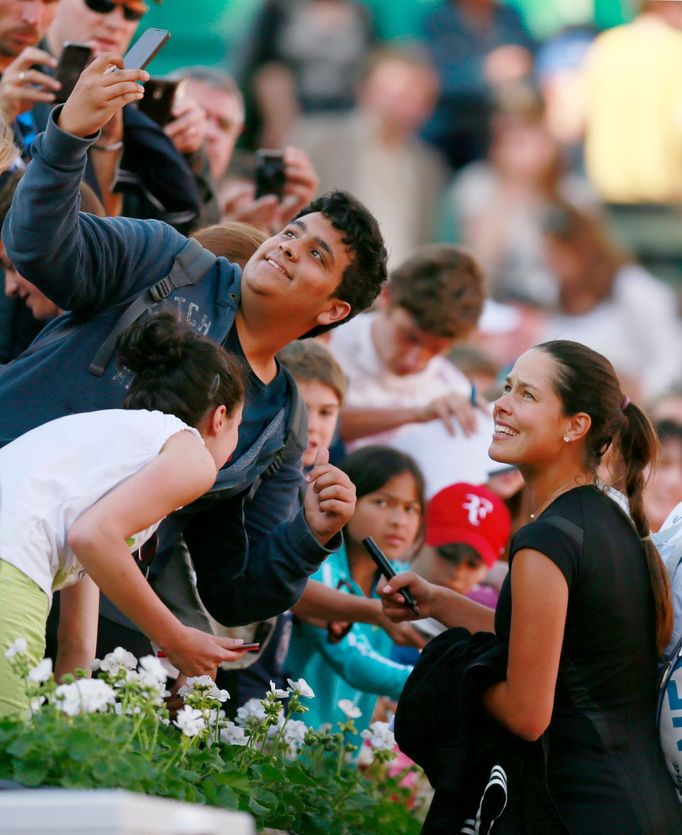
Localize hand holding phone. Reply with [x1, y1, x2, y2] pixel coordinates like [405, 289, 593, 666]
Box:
[58, 53, 147, 138]
[255, 150, 286, 201]
[362, 537, 419, 615]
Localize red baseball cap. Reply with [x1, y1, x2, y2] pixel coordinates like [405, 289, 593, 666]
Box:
[425, 483, 511, 568]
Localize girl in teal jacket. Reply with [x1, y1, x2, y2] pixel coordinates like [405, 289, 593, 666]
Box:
[286, 446, 424, 730]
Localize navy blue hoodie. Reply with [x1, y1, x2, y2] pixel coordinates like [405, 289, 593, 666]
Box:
[0, 109, 340, 627]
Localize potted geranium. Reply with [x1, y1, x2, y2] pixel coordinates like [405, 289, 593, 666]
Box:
[0, 642, 429, 834]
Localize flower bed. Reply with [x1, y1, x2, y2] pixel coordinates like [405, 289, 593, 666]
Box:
[0, 643, 429, 835]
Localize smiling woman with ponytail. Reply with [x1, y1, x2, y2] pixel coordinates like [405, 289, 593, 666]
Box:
[379, 339, 681, 833]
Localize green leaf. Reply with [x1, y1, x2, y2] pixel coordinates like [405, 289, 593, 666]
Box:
[206, 783, 240, 810]
[13, 759, 48, 787]
[247, 794, 270, 818]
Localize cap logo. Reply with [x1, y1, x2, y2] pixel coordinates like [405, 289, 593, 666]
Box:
[463, 493, 494, 526]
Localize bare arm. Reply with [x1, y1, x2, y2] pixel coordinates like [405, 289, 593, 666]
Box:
[379, 571, 495, 634]
[340, 391, 484, 442]
[483, 549, 568, 741]
[67, 431, 247, 676]
[340, 406, 423, 442]
[55, 575, 100, 681]
[293, 580, 426, 648]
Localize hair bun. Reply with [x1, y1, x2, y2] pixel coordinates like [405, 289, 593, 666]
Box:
[116, 312, 188, 376]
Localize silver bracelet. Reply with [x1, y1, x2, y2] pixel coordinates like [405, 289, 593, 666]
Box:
[92, 139, 124, 152]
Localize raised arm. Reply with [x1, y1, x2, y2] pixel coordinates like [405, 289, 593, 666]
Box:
[185, 452, 345, 625]
[2, 54, 187, 312]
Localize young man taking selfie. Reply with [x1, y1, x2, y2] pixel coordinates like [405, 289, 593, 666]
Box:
[0, 54, 388, 652]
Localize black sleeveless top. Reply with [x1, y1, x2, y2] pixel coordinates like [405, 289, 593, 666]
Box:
[495, 485, 681, 834]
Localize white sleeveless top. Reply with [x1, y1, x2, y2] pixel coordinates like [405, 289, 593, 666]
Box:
[0, 409, 200, 600]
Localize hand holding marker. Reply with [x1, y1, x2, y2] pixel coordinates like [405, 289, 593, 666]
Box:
[362, 536, 420, 616]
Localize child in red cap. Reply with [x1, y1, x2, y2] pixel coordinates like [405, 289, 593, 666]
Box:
[412, 483, 511, 598]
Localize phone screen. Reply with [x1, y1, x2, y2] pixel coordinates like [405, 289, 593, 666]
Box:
[123, 28, 170, 71]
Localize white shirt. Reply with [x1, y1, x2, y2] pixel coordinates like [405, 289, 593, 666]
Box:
[328, 312, 471, 451]
[0, 409, 198, 600]
[329, 313, 496, 488]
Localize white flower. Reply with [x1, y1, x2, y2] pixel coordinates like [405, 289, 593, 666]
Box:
[29, 695, 46, 713]
[220, 721, 248, 746]
[361, 721, 395, 751]
[337, 699, 362, 719]
[179, 675, 214, 695]
[137, 655, 168, 686]
[98, 647, 137, 674]
[284, 719, 308, 748]
[269, 680, 289, 699]
[4, 637, 28, 659]
[27, 658, 53, 684]
[54, 679, 116, 716]
[287, 677, 315, 699]
[179, 676, 230, 702]
[236, 698, 267, 727]
[174, 705, 206, 738]
[114, 669, 140, 687]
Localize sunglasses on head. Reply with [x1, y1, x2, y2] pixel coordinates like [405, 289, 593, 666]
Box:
[84, 0, 146, 22]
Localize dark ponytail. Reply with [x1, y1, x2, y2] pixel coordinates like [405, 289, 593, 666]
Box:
[538, 340, 673, 653]
[620, 400, 673, 653]
[117, 312, 244, 427]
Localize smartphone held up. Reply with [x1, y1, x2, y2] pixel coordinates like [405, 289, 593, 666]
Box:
[255, 150, 286, 201]
[54, 43, 93, 104]
[137, 78, 187, 126]
[123, 28, 170, 71]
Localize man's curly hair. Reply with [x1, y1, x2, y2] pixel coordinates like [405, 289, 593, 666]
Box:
[294, 190, 387, 338]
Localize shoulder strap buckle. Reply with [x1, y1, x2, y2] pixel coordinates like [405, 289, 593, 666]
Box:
[148, 276, 174, 303]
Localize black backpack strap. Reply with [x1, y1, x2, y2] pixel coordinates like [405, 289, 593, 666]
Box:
[88, 237, 217, 376]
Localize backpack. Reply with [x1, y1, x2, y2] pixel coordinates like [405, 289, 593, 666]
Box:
[653, 505, 682, 803]
[15, 237, 215, 373]
[12, 237, 308, 487]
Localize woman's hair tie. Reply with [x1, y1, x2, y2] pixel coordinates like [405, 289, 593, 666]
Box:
[621, 395, 631, 411]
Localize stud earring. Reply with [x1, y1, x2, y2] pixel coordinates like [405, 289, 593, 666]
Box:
[563, 435, 570, 442]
